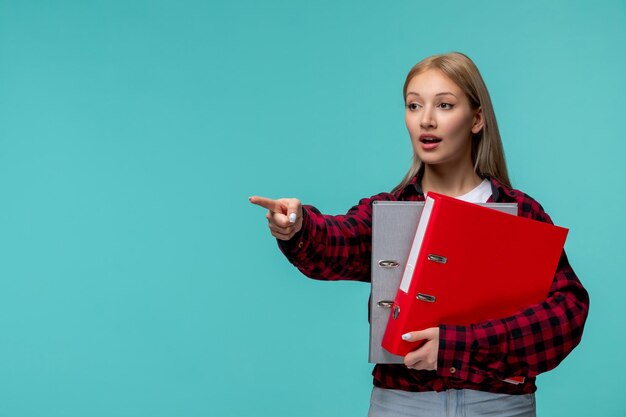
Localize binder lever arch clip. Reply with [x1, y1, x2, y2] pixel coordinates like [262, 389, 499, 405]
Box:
[378, 260, 399, 268]
[416, 293, 436, 303]
[427, 254, 447, 264]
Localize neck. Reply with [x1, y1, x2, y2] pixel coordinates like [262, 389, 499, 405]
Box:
[421, 162, 483, 197]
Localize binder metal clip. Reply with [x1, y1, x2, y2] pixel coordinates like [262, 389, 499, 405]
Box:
[378, 260, 399, 268]
[427, 254, 447, 264]
[416, 293, 436, 303]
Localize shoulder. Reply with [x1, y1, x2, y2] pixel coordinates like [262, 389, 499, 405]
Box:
[303, 191, 399, 225]
[351, 179, 421, 209]
[489, 178, 552, 223]
[343, 191, 398, 219]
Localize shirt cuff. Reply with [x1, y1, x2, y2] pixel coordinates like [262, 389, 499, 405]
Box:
[276, 206, 314, 264]
[437, 324, 473, 381]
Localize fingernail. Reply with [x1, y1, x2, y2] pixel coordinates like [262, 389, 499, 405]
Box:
[288, 213, 297, 224]
[401, 333, 412, 341]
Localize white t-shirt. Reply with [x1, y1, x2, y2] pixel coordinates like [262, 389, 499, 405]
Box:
[454, 178, 492, 203]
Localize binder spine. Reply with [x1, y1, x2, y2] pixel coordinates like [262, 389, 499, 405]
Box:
[382, 196, 442, 356]
[381, 290, 415, 355]
[381, 261, 434, 355]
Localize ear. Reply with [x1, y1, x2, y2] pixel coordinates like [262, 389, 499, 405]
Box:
[471, 107, 484, 134]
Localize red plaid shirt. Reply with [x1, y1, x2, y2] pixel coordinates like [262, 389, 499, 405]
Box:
[277, 176, 589, 394]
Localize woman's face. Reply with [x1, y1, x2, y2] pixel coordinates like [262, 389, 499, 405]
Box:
[404, 69, 483, 170]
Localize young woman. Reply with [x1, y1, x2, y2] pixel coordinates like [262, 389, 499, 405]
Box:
[250, 52, 589, 417]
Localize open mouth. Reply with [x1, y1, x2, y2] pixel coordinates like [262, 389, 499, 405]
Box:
[420, 137, 442, 144]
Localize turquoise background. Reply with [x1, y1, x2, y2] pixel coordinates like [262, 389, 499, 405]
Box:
[0, 0, 624, 416]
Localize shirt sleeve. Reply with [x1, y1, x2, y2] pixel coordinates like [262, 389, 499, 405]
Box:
[436, 205, 590, 383]
[276, 193, 396, 282]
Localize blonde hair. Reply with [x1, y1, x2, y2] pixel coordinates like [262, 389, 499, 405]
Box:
[393, 52, 511, 193]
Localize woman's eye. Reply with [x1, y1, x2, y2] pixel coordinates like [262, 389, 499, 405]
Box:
[439, 103, 454, 110]
[406, 103, 421, 110]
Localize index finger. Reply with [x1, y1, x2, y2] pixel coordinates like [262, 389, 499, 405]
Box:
[401, 327, 436, 342]
[249, 196, 281, 212]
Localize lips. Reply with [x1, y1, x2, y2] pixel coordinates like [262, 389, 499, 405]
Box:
[419, 134, 442, 144]
[419, 134, 442, 150]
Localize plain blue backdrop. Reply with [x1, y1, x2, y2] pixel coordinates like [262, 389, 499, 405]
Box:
[1, 0, 624, 416]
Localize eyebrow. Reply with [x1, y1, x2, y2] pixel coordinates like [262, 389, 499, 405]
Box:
[406, 92, 458, 98]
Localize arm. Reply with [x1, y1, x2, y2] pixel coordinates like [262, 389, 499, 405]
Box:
[251, 194, 396, 282]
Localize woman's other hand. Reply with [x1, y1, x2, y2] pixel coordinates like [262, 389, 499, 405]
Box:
[249, 196, 303, 241]
[402, 327, 440, 371]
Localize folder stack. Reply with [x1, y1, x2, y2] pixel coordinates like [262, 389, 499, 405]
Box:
[371, 193, 567, 360]
[369, 199, 517, 363]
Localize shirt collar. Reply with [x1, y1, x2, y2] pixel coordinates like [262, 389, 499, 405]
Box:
[487, 177, 516, 202]
[402, 174, 514, 203]
[409, 174, 425, 196]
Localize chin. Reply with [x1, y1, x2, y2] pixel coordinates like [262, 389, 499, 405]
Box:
[415, 153, 444, 165]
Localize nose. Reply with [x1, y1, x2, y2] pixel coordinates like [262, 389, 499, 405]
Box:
[420, 107, 436, 129]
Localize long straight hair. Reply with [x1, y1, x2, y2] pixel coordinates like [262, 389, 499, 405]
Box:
[393, 52, 511, 193]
